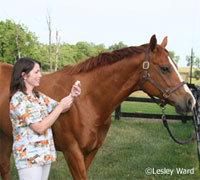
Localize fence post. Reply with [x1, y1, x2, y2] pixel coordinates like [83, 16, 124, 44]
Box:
[181, 115, 187, 123]
[115, 105, 121, 120]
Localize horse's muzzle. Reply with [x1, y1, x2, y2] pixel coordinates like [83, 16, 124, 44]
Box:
[175, 97, 196, 115]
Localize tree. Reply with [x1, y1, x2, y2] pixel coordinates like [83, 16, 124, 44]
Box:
[55, 30, 61, 71]
[46, 14, 52, 72]
[76, 42, 98, 57]
[194, 57, 200, 79]
[0, 20, 40, 64]
[58, 44, 79, 67]
[15, 24, 21, 59]
[108, 41, 127, 51]
[186, 51, 200, 80]
[169, 51, 179, 64]
[194, 57, 200, 69]
[35, 44, 49, 70]
[94, 44, 106, 53]
[185, 52, 199, 67]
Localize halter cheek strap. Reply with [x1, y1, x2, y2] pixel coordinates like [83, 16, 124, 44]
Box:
[140, 47, 186, 101]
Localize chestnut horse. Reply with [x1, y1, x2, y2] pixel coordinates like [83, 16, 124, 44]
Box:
[0, 35, 196, 179]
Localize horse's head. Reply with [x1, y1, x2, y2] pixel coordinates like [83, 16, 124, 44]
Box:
[140, 35, 196, 115]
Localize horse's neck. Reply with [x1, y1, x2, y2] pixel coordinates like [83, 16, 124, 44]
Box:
[84, 56, 143, 115]
[41, 53, 144, 118]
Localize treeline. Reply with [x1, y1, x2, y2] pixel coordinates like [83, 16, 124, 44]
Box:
[0, 20, 131, 71]
[0, 19, 192, 73]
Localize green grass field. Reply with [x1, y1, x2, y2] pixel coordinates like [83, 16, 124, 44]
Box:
[179, 67, 200, 85]
[5, 119, 200, 180]
[121, 101, 178, 115]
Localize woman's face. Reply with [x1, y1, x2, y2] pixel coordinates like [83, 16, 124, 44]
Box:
[23, 63, 42, 89]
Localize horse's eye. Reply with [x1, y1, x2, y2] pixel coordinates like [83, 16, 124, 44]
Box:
[160, 66, 170, 74]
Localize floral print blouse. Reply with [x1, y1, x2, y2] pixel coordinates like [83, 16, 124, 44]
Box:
[10, 91, 58, 170]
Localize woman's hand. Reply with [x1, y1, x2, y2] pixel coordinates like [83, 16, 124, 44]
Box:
[70, 82, 81, 98]
[58, 81, 81, 113]
[59, 95, 74, 113]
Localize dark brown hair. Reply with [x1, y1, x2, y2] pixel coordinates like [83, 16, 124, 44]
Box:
[69, 45, 146, 74]
[9, 57, 41, 100]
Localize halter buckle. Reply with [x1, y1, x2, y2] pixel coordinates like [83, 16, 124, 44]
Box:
[163, 91, 170, 99]
[142, 62, 149, 70]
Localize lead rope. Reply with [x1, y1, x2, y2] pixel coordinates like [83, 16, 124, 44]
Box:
[161, 105, 200, 145]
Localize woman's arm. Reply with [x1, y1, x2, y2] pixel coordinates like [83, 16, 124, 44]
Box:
[30, 82, 81, 134]
[30, 95, 73, 134]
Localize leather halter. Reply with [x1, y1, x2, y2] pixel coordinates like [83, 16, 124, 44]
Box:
[140, 47, 186, 100]
[140, 47, 198, 145]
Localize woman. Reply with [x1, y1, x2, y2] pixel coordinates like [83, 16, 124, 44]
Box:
[9, 58, 81, 180]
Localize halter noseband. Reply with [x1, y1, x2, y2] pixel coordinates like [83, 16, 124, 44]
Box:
[140, 47, 186, 101]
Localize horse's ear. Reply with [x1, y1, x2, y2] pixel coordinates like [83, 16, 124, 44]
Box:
[149, 34, 157, 52]
[161, 36, 168, 48]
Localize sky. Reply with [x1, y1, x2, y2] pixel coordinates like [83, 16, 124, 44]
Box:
[0, 0, 200, 67]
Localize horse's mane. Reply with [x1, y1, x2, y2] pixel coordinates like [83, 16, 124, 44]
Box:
[62, 45, 147, 74]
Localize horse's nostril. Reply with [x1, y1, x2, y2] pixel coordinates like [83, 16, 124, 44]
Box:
[187, 98, 193, 110]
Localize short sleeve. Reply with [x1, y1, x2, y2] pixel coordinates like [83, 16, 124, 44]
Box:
[40, 93, 58, 113]
[10, 93, 42, 126]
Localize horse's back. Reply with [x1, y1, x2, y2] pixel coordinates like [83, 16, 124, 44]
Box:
[0, 63, 13, 137]
[38, 69, 74, 101]
[0, 63, 12, 86]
